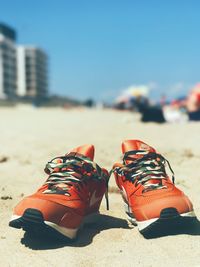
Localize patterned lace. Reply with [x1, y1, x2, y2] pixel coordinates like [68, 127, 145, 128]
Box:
[114, 150, 175, 193]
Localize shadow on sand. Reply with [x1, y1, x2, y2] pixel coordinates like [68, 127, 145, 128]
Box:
[21, 214, 130, 250]
[142, 217, 200, 239]
[21, 215, 200, 249]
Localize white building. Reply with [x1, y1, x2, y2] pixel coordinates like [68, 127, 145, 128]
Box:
[0, 23, 48, 99]
[17, 46, 48, 98]
[0, 23, 17, 99]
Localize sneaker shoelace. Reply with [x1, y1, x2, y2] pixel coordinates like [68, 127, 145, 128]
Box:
[114, 150, 175, 193]
[43, 152, 110, 209]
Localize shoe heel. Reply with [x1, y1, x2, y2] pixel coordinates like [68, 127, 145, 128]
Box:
[123, 201, 137, 225]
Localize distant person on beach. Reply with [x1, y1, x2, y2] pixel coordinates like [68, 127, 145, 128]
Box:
[186, 84, 200, 121]
[136, 96, 166, 123]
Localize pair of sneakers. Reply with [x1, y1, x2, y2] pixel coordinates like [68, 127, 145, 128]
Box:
[9, 140, 196, 240]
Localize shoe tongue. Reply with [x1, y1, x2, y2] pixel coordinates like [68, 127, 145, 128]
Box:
[70, 144, 95, 161]
[122, 140, 156, 164]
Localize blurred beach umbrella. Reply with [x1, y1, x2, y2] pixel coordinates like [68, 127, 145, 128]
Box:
[123, 85, 149, 98]
[115, 85, 149, 103]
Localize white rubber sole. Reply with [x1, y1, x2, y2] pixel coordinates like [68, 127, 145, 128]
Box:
[138, 210, 196, 231]
[45, 212, 99, 239]
[9, 212, 100, 240]
[123, 201, 196, 232]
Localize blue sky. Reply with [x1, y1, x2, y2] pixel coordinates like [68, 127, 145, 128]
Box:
[1, 0, 200, 101]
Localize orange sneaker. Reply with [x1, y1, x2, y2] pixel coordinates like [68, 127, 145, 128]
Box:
[9, 144, 109, 241]
[113, 140, 196, 236]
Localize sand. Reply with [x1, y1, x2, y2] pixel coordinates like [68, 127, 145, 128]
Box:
[0, 106, 200, 267]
